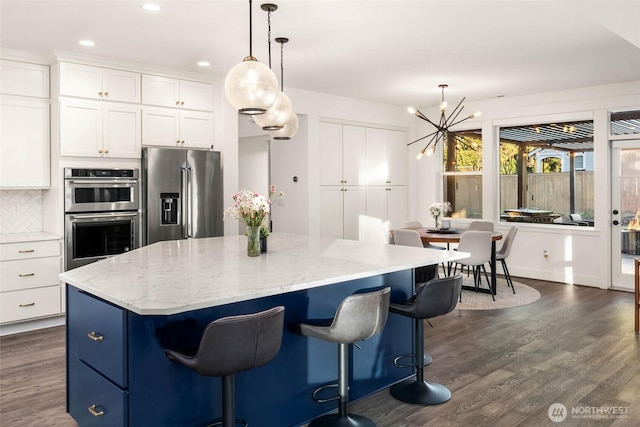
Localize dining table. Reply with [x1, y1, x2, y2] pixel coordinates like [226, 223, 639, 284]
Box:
[412, 228, 503, 295]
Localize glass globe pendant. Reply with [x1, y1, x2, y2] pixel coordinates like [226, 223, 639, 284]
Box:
[254, 90, 293, 130]
[225, 58, 278, 115]
[270, 111, 298, 140]
[224, 0, 279, 115]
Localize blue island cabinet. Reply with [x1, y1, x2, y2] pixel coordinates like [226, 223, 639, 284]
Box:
[66, 268, 415, 427]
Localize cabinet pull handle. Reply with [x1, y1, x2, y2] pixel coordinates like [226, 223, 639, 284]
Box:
[176, 101, 180, 106]
[104, 149, 109, 154]
[98, 149, 104, 154]
[19, 273, 35, 277]
[87, 331, 104, 341]
[104, 91, 109, 97]
[98, 91, 103, 97]
[181, 140, 185, 144]
[180, 101, 184, 106]
[19, 302, 35, 307]
[176, 140, 181, 145]
[18, 249, 35, 253]
[88, 405, 105, 417]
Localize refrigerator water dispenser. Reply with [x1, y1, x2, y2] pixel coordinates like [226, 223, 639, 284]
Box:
[161, 193, 179, 225]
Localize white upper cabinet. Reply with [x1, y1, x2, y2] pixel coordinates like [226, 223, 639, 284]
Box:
[365, 128, 406, 185]
[0, 60, 49, 98]
[59, 62, 141, 103]
[0, 96, 50, 188]
[142, 107, 213, 149]
[0, 60, 50, 189]
[320, 123, 366, 186]
[60, 98, 141, 158]
[142, 75, 213, 111]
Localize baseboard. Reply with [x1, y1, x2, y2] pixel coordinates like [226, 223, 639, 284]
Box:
[0, 315, 65, 337]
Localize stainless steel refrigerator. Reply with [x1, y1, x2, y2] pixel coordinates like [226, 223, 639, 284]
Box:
[141, 147, 223, 245]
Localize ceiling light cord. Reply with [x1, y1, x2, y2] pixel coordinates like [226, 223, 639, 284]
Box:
[249, 0, 253, 58]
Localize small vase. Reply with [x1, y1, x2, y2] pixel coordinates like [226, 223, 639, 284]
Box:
[260, 237, 268, 253]
[246, 226, 261, 257]
[434, 215, 440, 230]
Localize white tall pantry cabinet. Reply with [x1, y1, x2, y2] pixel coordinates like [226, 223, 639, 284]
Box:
[319, 122, 407, 240]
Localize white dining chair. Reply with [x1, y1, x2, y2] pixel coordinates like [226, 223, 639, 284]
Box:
[453, 230, 494, 301]
[392, 229, 439, 282]
[468, 221, 494, 231]
[495, 226, 518, 294]
[401, 220, 445, 251]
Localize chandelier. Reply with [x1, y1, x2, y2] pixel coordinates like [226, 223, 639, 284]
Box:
[407, 84, 481, 159]
[224, 0, 279, 115]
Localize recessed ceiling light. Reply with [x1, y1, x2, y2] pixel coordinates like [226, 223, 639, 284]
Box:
[79, 40, 95, 47]
[197, 61, 211, 67]
[142, 3, 161, 11]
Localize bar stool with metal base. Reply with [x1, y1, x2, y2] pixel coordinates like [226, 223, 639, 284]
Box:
[295, 287, 391, 427]
[389, 274, 462, 405]
[164, 306, 285, 427]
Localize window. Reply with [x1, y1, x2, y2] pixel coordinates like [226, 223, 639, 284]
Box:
[442, 129, 482, 219]
[611, 110, 640, 136]
[499, 120, 594, 225]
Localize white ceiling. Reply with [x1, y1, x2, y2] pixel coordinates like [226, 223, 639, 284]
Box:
[1, 0, 639, 108]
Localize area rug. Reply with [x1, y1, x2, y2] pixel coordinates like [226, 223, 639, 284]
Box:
[455, 276, 541, 310]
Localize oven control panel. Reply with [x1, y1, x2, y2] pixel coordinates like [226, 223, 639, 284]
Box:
[66, 169, 138, 178]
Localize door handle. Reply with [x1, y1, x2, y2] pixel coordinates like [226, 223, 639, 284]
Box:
[612, 209, 619, 215]
[613, 220, 619, 225]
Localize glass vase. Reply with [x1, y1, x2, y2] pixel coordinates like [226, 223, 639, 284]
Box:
[246, 226, 261, 257]
[434, 215, 440, 230]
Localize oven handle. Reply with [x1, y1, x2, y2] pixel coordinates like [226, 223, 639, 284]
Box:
[68, 212, 139, 220]
[67, 179, 138, 185]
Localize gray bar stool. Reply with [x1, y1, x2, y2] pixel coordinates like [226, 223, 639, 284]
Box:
[389, 274, 462, 405]
[295, 287, 391, 427]
[164, 306, 285, 427]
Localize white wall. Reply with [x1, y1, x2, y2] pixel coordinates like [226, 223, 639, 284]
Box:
[223, 80, 640, 289]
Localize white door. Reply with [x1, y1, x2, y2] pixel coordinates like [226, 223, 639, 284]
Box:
[180, 110, 214, 149]
[319, 187, 344, 239]
[142, 107, 180, 147]
[103, 103, 141, 158]
[59, 98, 102, 157]
[611, 139, 640, 290]
[343, 186, 366, 241]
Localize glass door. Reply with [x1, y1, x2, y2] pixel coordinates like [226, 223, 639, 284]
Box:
[611, 140, 640, 290]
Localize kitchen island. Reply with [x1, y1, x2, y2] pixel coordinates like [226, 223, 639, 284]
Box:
[61, 233, 467, 426]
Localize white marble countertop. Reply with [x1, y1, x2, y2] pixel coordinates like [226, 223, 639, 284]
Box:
[59, 233, 468, 316]
[0, 231, 61, 244]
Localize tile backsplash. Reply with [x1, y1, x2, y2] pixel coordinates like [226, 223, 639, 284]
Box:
[0, 190, 43, 233]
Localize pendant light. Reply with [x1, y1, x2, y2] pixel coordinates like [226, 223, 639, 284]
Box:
[224, 0, 279, 115]
[269, 37, 298, 140]
[253, 3, 295, 131]
[407, 84, 481, 159]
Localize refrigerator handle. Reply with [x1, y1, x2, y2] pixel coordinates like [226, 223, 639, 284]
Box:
[186, 167, 193, 238]
[181, 167, 189, 239]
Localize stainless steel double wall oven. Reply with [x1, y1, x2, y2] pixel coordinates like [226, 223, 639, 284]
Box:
[64, 168, 140, 271]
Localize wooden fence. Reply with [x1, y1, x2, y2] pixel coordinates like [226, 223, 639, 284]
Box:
[446, 172, 595, 218]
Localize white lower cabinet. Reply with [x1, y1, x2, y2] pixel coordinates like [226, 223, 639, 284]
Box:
[365, 186, 406, 231]
[142, 106, 214, 149]
[60, 98, 141, 158]
[320, 186, 366, 241]
[0, 236, 62, 324]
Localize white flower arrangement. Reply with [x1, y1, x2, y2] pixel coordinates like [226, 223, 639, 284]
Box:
[429, 201, 451, 218]
[429, 202, 451, 228]
[223, 189, 270, 228]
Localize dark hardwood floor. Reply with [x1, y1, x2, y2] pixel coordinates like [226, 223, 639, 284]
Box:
[1, 278, 638, 427]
